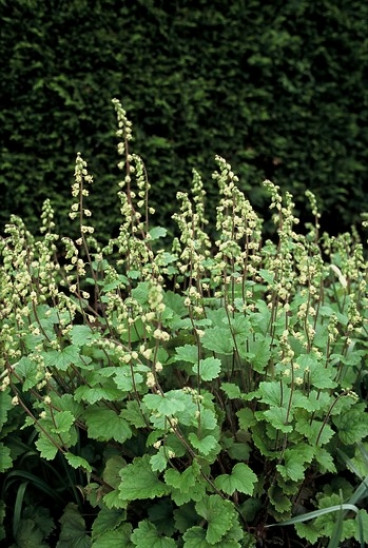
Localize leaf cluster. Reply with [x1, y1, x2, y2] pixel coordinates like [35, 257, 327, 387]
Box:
[1, 102, 368, 546]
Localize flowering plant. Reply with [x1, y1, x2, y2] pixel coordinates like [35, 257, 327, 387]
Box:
[1, 101, 368, 547]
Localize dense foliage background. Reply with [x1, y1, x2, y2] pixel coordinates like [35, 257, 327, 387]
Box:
[1, 0, 368, 238]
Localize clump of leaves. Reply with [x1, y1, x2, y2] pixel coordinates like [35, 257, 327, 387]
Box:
[1, 100, 368, 547]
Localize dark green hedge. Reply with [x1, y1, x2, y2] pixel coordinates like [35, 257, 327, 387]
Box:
[1, 0, 368, 238]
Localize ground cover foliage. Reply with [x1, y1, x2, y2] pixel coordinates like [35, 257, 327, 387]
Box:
[2, 102, 368, 546]
[1, 0, 368, 238]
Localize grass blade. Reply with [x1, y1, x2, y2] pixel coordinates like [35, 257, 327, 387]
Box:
[265, 503, 359, 528]
[12, 481, 28, 539]
[3, 470, 64, 503]
[348, 476, 368, 507]
[327, 496, 344, 548]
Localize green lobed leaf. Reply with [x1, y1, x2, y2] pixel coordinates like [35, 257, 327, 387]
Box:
[65, 452, 93, 473]
[230, 314, 251, 336]
[183, 523, 243, 548]
[164, 461, 200, 492]
[183, 527, 211, 548]
[292, 391, 319, 413]
[277, 458, 305, 483]
[188, 433, 218, 455]
[91, 507, 126, 539]
[70, 324, 98, 347]
[195, 494, 235, 544]
[148, 226, 168, 241]
[113, 367, 145, 391]
[239, 334, 271, 373]
[228, 441, 251, 461]
[51, 411, 74, 434]
[57, 393, 84, 419]
[294, 520, 325, 545]
[82, 407, 132, 443]
[297, 354, 337, 390]
[13, 517, 48, 548]
[120, 400, 148, 428]
[314, 446, 336, 473]
[221, 382, 242, 400]
[174, 344, 198, 364]
[118, 455, 170, 501]
[236, 407, 256, 429]
[170, 482, 207, 506]
[44, 345, 82, 372]
[57, 503, 92, 547]
[144, 390, 197, 426]
[199, 408, 217, 430]
[14, 356, 38, 391]
[298, 390, 331, 413]
[0, 442, 12, 472]
[74, 385, 122, 404]
[35, 435, 58, 461]
[147, 499, 175, 536]
[260, 407, 293, 433]
[103, 490, 127, 510]
[143, 391, 186, 416]
[256, 381, 291, 407]
[251, 300, 271, 335]
[258, 269, 275, 285]
[131, 281, 150, 304]
[194, 357, 222, 381]
[103, 455, 127, 489]
[131, 520, 176, 547]
[295, 417, 335, 446]
[201, 327, 234, 354]
[163, 291, 187, 317]
[333, 407, 368, 445]
[214, 463, 257, 495]
[0, 390, 12, 428]
[252, 337, 272, 373]
[205, 308, 228, 327]
[174, 503, 199, 535]
[268, 484, 292, 514]
[92, 524, 133, 548]
[150, 447, 170, 473]
[276, 444, 314, 483]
